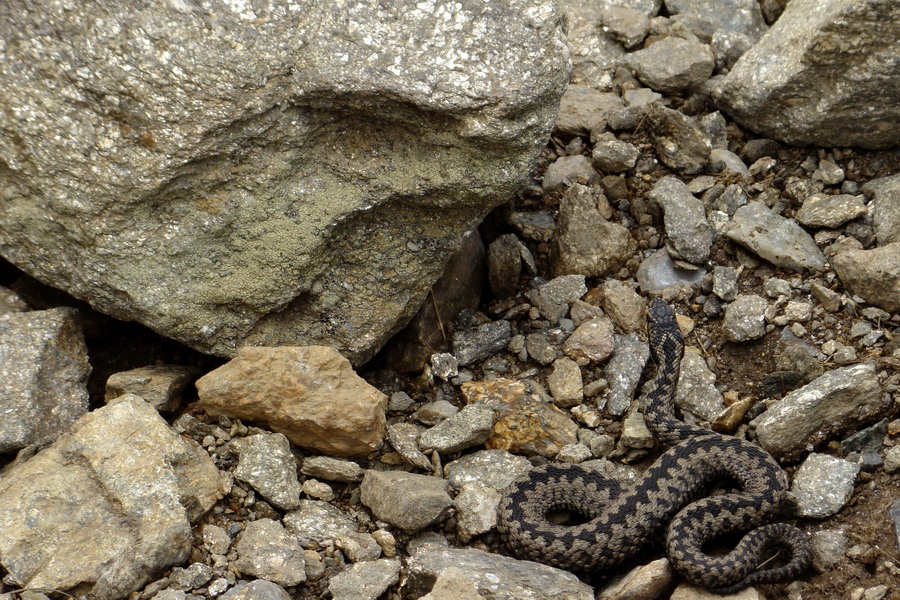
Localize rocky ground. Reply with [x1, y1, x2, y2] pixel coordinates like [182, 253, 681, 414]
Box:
[2, 1, 900, 600]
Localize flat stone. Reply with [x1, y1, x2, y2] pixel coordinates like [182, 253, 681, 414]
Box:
[0, 307, 90, 452]
[300, 456, 364, 483]
[283, 500, 358, 549]
[726, 202, 826, 272]
[105, 364, 199, 414]
[831, 242, 900, 312]
[232, 433, 302, 511]
[451, 320, 513, 366]
[234, 519, 306, 586]
[795, 193, 868, 229]
[454, 486, 502, 543]
[444, 449, 532, 491]
[624, 36, 715, 94]
[0, 396, 223, 599]
[722, 294, 768, 342]
[547, 357, 584, 408]
[789, 454, 859, 518]
[328, 558, 401, 600]
[648, 176, 713, 264]
[196, 346, 387, 457]
[644, 105, 713, 175]
[418, 404, 495, 454]
[605, 334, 650, 416]
[563, 317, 616, 364]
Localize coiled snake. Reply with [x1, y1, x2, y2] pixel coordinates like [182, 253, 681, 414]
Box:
[497, 299, 811, 592]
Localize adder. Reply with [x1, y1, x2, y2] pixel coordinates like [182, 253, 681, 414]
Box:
[497, 299, 811, 593]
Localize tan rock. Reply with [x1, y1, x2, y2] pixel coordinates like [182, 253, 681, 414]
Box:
[196, 346, 387, 457]
[831, 242, 900, 312]
[461, 378, 578, 458]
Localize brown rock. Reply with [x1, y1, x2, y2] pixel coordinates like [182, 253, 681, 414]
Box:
[460, 378, 578, 458]
[196, 346, 387, 457]
[563, 317, 616, 364]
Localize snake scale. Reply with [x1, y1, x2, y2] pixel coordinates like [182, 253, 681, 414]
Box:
[497, 299, 811, 593]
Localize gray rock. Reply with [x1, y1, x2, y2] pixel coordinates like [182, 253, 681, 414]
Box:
[752, 362, 885, 460]
[452, 321, 512, 366]
[388, 391, 416, 412]
[488, 234, 524, 300]
[625, 36, 715, 94]
[789, 454, 859, 518]
[551, 184, 634, 278]
[360, 470, 453, 531]
[283, 500, 358, 549]
[831, 242, 900, 312]
[235, 519, 306, 586]
[328, 558, 401, 600]
[420, 567, 489, 600]
[105, 364, 198, 414]
[559, 1, 628, 86]
[795, 194, 868, 229]
[0, 307, 90, 453]
[809, 530, 849, 572]
[605, 334, 651, 416]
[405, 546, 594, 600]
[220, 580, 291, 600]
[232, 433, 302, 511]
[387, 422, 433, 470]
[664, 0, 767, 40]
[713, 0, 900, 149]
[726, 202, 827, 272]
[599, 7, 651, 49]
[813, 159, 846, 186]
[722, 294, 768, 342]
[0, 0, 569, 364]
[510, 211, 557, 243]
[636, 249, 707, 293]
[169, 563, 213, 591]
[444, 449, 532, 491]
[553, 85, 626, 137]
[591, 133, 640, 173]
[675, 350, 724, 422]
[556, 443, 594, 464]
[533, 273, 590, 321]
[300, 456, 364, 483]
[0, 397, 223, 599]
[454, 486, 502, 543]
[419, 404, 495, 454]
[885, 446, 900, 473]
[336, 532, 383, 563]
[649, 176, 713, 264]
[201, 524, 232, 556]
[413, 400, 460, 425]
[864, 174, 900, 245]
[525, 333, 560, 365]
[0, 286, 30, 315]
[542, 155, 601, 193]
[711, 266, 739, 302]
[711, 31, 754, 71]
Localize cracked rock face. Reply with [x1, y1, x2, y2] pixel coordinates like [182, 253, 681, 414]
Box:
[0, 0, 570, 363]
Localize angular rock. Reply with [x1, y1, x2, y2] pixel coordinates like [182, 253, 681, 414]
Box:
[0, 307, 90, 452]
[551, 184, 635, 278]
[105, 364, 199, 413]
[831, 242, 900, 312]
[644, 105, 713, 175]
[624, 36, 715, 94]
[795, 194, 868, 229]
[649, 176, 713, 264]
[451, 320, 513, 366]
[405, 546, 593, 600]
[789, 454, 860, 518]
[300, 456, 365, 483]
[454, 486, 502, 543]
[488, 234, 524, 300]
[387, 422, 433, 470]
[864, 174, 900, 245]
[232, 433, 302, 511]
[752, 362, 885, 460]
[713, 0, 900, 148]
[563, 317, 616, 364]
[196, 346, 387, 457]
[360, 470, 453, 532]
[420, 567, 488, 600]
[605, 334, 650, 416]
[0, 396, 223, 599]
[328, 558, 401, 600]
[418, 404, 495, 454]
[665, 0, 767, 40]
[554, 85, 626, 137]
[542, 155, 600, 193]
[560, 0, 628, 85]
[220, 580, 291, 600]
[675, 350, 725, 422]
[444, 449, 533, 491]
[636, 249, 706, 293]
[547, 357, 584, 408]
[532, 273, 589, 321]
[722, 294, 768, 342]
[283, 500, 358, 549]
[234, 519, 306, 586]
[0, 0, 570, 363]
[591, 133, 640, 173]
[726, 202, 826, 272]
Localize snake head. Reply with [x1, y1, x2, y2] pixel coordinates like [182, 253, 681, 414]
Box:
[647, 299, 683, 362]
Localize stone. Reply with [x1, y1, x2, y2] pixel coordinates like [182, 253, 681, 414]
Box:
[105, 364, 199, 413]
[328, 559, 401, 600]
[675, 350, 725, 422]
[0, 307, 90, 453]
[359, 470, 453, 531]
[560, 0, 628, 85]
[624, 36, 715, 94]
[547, 357, 584, 408]
[831, 242, 900, 312]
[542, 155, 600, 193]
[460, 378, 579, 459]
[752, 362, 885, 460]
[649, 176, 713, 264]
[551, 184, 635, 278]
[0, 0, 570, 363]
[454, 486, 502, 543]
[600, 280, 646, 333]
[234, 519, 306, 586]
[418, 404, 495, 454]
[726, 202, 826, 272]
[644, 105, 713, 175]
[605, 334, 650, 416]
[664, 0, 767, 40]
[591, 132, 640, 173]
[789, 454, 859, 518]
[232, 433, 302, 511]
[554, 84, 625, 136]
[636, 249, 707, 293]
[597, 558, 673, 600]
[444, 449, 533, 491]
[386, 422, 433, 471]
[713, 0, 900, 148]
[722, 294, 768, 342]
[510, 211, 557, 243]
[451, 320, 513, 366]
[864, 174, 900, 245]
[0, 286, 29, 315]
[169, 563, 213, 591]
[283, 500, 358, 549]
[563, 317, 616, 365]
[532, 273, 589, 321]
[220, 580, 290, 600]
[599, 6, 651, 49]
[300, 456, 365, 483]
[405, 546, 593, 600]
[795, 194, 868, 229]
[196, 346, 387, 457]
[0, 396, 223, 599]
[420, 567, 487, 600]
[487, 234, 523, 300]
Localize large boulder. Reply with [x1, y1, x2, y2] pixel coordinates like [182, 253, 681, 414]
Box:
[713, 0, 900, 148]
[0, 0, 570, 363]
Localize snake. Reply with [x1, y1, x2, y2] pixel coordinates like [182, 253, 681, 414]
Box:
[497, 299, 811, 593]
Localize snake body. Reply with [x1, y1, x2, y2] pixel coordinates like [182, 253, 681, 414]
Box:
[497, 299, 811, 592]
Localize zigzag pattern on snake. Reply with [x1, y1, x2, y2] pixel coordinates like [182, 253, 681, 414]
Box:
[497, 299, 811, 593]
